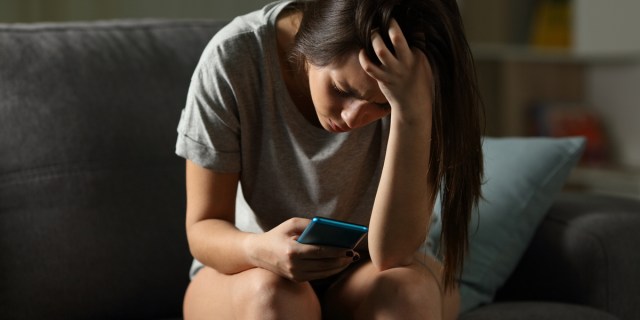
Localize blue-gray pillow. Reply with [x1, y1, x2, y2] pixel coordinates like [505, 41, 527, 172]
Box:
[427, 136, 586, 313]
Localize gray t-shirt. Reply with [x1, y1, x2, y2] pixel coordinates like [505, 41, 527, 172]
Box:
[176, 0, 389, 235]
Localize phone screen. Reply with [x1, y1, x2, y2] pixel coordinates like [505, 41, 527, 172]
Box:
[297, 217, 368, 249]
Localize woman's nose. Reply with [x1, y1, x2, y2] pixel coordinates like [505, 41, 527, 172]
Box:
[342, 101, 373, 129]
[342, 101, 386, 129]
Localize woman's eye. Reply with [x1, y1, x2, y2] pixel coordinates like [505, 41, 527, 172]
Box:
[331, 82, 351, 97]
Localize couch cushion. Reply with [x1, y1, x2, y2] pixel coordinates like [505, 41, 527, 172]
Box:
[496, 192, 640, 320]
[0, 19, 226, 319]
[460, 302, 619, 320]
[427, 137, 585, 313]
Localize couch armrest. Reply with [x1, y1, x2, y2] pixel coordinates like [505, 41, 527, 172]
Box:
[495, 192, 640, 320]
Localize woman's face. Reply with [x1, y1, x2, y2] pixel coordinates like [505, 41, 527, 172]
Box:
[307, 53, 391, 133]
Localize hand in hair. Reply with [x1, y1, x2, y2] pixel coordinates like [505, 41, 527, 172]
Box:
[358, 19, 434, 126]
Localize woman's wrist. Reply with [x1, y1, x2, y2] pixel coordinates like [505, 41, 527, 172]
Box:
[240, 232, 261, 267]
[242, 232, 262, 269]
[390, 101, 433, 130]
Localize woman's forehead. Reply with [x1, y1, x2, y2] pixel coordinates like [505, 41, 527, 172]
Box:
[328, 55, 386, 104]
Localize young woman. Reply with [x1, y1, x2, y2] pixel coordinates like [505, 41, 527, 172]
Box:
[176, 0, 483, 319]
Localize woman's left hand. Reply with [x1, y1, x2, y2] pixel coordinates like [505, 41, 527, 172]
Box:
[360, 20, 435, 273]
[359, 18, 434, 124]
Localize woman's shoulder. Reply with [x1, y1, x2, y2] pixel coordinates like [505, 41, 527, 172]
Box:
[206, 1, 295, 52]
[189, 1, 296, 105]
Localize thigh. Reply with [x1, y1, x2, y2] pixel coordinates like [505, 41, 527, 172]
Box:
[183, 267, 321, 320]
[322, 253, 459, 320]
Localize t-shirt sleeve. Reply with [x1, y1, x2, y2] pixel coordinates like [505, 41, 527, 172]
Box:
[175, 38, 242, 173]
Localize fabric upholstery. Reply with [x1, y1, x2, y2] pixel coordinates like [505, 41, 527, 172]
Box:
[460, 302, 619, 320]
[1, 18, 638, 320]
[495, 192, 640, 320]
[0, 20, 226, 319]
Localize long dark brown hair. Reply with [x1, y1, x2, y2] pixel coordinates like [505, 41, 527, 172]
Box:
[291, 0, 484, 290]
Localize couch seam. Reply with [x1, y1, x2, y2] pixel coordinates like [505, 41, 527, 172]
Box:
[0, 161, 176, 187]
[0, 20, 223, 34]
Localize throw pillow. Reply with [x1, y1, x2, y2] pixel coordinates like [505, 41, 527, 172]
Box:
[426, 136, 586, 313]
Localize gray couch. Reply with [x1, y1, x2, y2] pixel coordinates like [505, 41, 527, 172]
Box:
[1, 19, 638, 320]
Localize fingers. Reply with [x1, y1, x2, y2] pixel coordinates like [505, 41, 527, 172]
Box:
[270, 218, 365, 282]
[291, 263, 351, 282]
[300, 256, 356, 272]
[359, 49, 386, 82]
[289, 253, 361, 282]
[294, 245, 360, 270]
[359, 18, 413, 83]
[388, 19, 412, 62]
[280, 240, 361, 282]
[374, 19, 412, 66]
[283, 217, 311, 237]
[371, 31, 394, 67]
[299, 243, 355, 259]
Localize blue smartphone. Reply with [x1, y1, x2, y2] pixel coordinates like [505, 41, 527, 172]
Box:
[297, 216, 368, 249]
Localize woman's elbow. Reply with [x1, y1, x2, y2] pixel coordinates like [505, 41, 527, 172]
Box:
[368, 235, 426, 271]
[370, 249, 416, 271]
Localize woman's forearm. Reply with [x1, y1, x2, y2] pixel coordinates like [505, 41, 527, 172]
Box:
[357, 19, 436, 269]
[368, 114, 433, 270]
[185, 163, 260, 275]
[187, 219, 259, 275]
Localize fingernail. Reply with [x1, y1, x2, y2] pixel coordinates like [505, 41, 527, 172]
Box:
[346, 250, 354, 257]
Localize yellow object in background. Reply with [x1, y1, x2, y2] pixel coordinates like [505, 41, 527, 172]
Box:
[531, 0, 572, 48]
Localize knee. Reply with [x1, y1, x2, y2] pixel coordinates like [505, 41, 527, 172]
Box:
[372, 270, 433, 305]
[237, 268, 320, 319]
[364, 268, 442, 319]
[243, 268, 298, 301]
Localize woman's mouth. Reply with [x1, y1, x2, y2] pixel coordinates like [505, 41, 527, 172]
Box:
[328, 118, 349, 133]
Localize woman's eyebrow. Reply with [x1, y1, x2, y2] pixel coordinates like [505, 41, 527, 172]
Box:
[338, 80, 388, 105]
[338, 80, 383, 102]
[336, 80, 365, 99]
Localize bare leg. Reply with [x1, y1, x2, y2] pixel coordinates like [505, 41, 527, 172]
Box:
[322, 253, 460, 320]
[184, 267, 321, 320]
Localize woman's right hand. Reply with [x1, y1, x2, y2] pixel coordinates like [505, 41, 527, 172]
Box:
[359, 18, 434, 126]
[246, 217, 359, 282]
